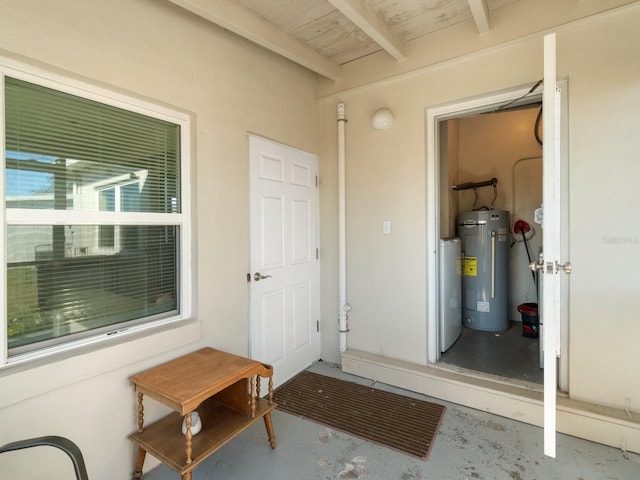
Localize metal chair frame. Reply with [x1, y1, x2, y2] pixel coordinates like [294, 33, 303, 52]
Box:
[0, 435, 89, 480]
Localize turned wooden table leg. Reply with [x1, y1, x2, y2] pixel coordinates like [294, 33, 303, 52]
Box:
[182, 471, 192, 480]
[263, 413, 277, 449]
[133, 447, 146, 479]
[133, 391, 146, 479]
[263, 373, 276, 448]
[136, 392, 145, 432]
[250, 376, 256, 417]
[184, 413, 193, 464]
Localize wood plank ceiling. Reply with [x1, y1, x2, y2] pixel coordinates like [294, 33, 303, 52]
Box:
[168, 0, 521, 80]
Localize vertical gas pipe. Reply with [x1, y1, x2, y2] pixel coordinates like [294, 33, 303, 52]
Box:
[337, 103, 349, 353]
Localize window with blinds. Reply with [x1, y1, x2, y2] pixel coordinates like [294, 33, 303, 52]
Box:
[3, 75, 190, 357]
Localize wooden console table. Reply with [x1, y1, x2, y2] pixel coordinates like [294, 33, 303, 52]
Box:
[128, 347, 276, 480]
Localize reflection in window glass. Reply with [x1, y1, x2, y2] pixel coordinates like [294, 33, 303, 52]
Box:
[4, 77, 181, 214]
[4, 76, 186, 356]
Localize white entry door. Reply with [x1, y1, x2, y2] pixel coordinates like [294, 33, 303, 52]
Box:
[539, 32, 571, 458]
[249, 135, 320, 388]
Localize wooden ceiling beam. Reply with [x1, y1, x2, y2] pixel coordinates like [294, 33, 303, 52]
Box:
[467, 0, 491, 34]
[168, 0, 341, 81]
[327, 0, 407, 61]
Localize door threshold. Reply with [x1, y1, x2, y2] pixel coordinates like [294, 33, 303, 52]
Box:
[342, 349, 544, 408]
[342, 349, 640, 454]
[431, 359, 544, 393]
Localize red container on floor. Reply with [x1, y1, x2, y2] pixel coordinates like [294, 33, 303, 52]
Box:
[517, 302, 539, 338]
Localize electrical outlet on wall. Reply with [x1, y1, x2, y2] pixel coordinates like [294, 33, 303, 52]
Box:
[382, 221, 392, 235]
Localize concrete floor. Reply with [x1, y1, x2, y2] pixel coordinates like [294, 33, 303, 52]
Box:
[142, 362, 640, 480]
[440, 322, 543, 384]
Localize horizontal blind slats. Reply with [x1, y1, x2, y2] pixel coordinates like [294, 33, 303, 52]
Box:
[5, 76, 183, 355]
[5, 77, 180, 214]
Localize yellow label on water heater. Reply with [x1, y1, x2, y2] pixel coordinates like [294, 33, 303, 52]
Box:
[464, 256, 477, 276]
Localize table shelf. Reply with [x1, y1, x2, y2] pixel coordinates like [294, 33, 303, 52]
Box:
[129, 397, 276, 475]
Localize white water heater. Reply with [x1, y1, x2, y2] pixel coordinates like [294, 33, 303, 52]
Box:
[439, 237, 462, 352]
[457, 210, 510, 331]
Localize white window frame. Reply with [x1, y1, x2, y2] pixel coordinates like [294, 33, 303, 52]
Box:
[97, 179, 141, 253]
[0, 58, 193, 367]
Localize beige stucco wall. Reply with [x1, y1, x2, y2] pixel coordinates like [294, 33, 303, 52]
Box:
[0, 0, 320, 478]
[319, 33, 544, 366]
[319, 3, 640, 416]
[559, 8, 640, 408]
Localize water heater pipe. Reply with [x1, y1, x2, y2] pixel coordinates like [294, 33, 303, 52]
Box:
[337, 103, 349, 353]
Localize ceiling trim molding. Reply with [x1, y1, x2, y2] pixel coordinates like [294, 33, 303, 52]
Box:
[168, 0, 341, 81]
[467, 0, 491, 34]
[328, 0, 407, 61]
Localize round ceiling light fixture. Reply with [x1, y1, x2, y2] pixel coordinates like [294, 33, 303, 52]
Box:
[371, 107, 394, 130]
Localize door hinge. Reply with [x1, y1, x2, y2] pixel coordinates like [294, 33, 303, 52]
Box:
[315, 175, 318, 187]
[316, 247, 319, 260]
[316, 320, 320, 332]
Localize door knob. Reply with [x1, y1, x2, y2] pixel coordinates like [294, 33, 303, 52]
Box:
[529, 260, 572, 275]
[254, 272, 272, 281]
[556, 261, 572, 275]
[529, 261, 544, 272]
